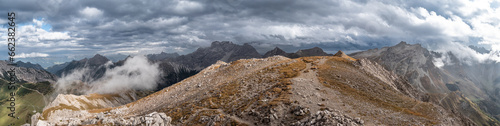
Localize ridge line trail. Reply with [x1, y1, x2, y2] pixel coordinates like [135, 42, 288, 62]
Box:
[290, 57, 358, 116]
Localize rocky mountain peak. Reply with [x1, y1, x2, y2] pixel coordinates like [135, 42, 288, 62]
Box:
[295, 47, 332, 57]
[334, 50, 356, 61]
[334, 50, 346, 57]
[147, 52, 180, 61]
[396, 41, 408, 46]
[88, 54, 110, 65]
[264, 47, 287, 57]
[211, 41, 234, 47]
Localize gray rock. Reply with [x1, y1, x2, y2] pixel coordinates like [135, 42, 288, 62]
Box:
[292, 109, 364, 126]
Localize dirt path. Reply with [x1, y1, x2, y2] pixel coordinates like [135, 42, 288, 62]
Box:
[289, 58, 355, 114]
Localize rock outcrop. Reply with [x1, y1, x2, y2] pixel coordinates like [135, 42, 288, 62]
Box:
[292, 108, 364, 126]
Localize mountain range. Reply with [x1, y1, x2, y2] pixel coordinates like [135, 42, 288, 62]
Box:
[47, 41, 335, 91]
[1, 41, 499, 125]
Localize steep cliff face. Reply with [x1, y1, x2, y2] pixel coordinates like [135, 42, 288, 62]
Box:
[35, 54, 468, 125]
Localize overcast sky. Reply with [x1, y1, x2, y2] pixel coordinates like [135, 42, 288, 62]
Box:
[1, 0, 500, 67]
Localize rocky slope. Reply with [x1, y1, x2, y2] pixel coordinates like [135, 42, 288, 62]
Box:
[351, 41, 500, 125]
[34, 53, 470, 125]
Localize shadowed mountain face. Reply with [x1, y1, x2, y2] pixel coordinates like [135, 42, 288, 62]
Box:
[351, 41, 500, 125]
[153, 41, 262, 90]
[146, 52, 179, 61]
[264, 46, 333, 58]
[263, 47, 287, 58]
[48, 41, 338, 92]
[171, 41, 262, 70]
[55, 54, 110, 81]
[16, 61, 45, 71]
[46, 62, 70, 74]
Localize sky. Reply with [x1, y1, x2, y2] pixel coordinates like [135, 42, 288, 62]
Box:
[1, 0, 500, 67]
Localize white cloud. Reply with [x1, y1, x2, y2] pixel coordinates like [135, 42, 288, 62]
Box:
[18, 26, 69, 44]
[16, 52, 50, 58]
[80, 7, 103, 18]
[38, 32, 71, 40]
[33, 18, 43, 27]
[55, 55, 161, 94]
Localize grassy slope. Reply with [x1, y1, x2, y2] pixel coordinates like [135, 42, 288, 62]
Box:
[0, 79, 49, 125]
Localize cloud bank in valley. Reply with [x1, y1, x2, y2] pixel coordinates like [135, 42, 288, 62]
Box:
[55, 55, 161, 94]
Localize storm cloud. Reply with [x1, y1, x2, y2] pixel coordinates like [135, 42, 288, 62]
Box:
[1, 0, 500, 66]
